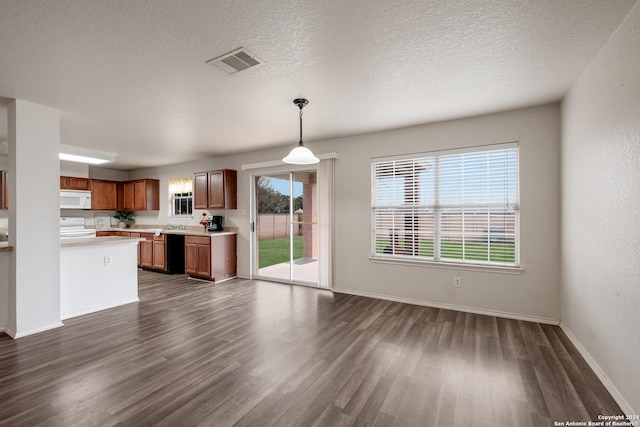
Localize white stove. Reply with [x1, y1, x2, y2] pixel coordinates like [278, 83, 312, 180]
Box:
[60, 217, 97, 240]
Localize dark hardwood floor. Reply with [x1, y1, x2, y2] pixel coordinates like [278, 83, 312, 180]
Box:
[0, 271, 622, 426]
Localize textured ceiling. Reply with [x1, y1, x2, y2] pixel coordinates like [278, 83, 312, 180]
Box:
[0, 0, 636, 169]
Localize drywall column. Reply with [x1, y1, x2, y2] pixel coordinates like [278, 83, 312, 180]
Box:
[7, 99, 62, 337]
[561, 1, 640, 415]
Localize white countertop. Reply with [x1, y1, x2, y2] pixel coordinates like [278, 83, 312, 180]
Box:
[61, 236, 143, 248]
[97, 227, 237, 237]
[0, 241, 13, 252]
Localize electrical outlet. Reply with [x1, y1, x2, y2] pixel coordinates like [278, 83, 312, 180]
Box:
[454, 276, 461, 288]
[104, 256, 113, 266]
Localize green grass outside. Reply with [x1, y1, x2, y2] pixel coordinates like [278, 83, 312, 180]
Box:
[258, 236, 304, 268]
[376, 239, 516, 264]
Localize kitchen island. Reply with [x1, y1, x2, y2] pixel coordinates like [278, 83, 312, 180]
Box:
[61, 236, 141, 319]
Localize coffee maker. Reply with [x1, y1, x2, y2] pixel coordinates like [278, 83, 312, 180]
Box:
[207, 215, 224, 232]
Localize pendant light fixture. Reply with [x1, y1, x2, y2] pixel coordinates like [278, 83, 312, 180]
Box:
[283, 98, 319, 165]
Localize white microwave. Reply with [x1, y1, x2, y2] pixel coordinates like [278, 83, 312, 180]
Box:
[60, 190, 92, 210]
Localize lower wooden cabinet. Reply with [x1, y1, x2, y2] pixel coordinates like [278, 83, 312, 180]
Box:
[138, 234, 154, 269]
[1, 170, 8, 210]
[185, 234, 236, 281]
[185, 236, 210, 277]
[139, 233, 168, 272]
[152, 234, 166, 271]
[96, 230, 235, 279]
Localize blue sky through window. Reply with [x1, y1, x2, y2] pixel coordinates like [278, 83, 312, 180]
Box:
[267, 177, 303, 197]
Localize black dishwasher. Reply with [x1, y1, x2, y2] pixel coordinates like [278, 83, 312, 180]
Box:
[165, 234, 185, 274]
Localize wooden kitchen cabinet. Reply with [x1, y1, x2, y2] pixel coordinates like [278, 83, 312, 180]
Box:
[139, 233, 154, 269]
[193, 169, 237, 210]
[137, 232, 169, 272]
[90, 179, 118, 210]
[116, 179, 159, 211]
[134, 179, 159, 210]
[60, 176, 90, 190]
[152, 234, 166, 270]
[118, 181, 135, 211]
[185, 235, 211, 277]
[185, 234, 236, 281]
[211, 234, 237, 281]
[193, 172, 209, 209]
[1, 170, 7, 210]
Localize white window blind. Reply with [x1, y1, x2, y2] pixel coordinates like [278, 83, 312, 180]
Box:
[371, 143, 519, 267]
[169, 177, 193, 217]
[168, 177, 193, 194]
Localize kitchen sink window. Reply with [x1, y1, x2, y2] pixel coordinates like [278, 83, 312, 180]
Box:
[169, 177, 193, 217]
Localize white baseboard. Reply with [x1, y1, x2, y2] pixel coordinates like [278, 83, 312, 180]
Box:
[61, 298, 140, 321]
[559, 323, 637, 418]
[332, 287, 560, 325]
[6, 321, 64, 339]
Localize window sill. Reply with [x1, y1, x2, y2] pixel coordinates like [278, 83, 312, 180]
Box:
[369, 255, 523, 274]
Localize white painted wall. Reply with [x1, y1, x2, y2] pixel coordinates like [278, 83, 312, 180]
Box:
[89, 165, 129, 181]
[130, 103, 561, 322]
[60, 160, 89, 178]
[561, 1, 640, 415]
[61, 240, 139, 319]
[8, 100, 62, 337]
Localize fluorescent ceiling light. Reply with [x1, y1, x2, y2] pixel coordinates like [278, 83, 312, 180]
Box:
[59, 144, 117, 165]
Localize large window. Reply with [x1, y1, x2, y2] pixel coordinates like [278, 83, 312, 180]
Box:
[168, 177, 193, 217]
[371, 143, 519, 267]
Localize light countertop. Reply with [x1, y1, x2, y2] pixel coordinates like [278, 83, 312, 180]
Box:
[61, 236, 143, 248]
[97, 226, 237, 237]
[0, 241, 13, 252]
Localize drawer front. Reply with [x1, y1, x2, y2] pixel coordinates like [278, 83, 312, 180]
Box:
[140, 233, 155, 240]
[185, 235, 210, 246]
[153, 234, 165, 241]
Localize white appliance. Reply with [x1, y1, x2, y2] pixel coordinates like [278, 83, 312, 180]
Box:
[60, 217, 97, 239]
[60, 190, 92, 210]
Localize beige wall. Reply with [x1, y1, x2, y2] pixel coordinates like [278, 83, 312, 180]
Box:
[130, 102, 562, 323]
[561, 1, 640, 415]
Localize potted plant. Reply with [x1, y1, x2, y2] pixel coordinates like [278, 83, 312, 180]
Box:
[113, 211, 135, 228]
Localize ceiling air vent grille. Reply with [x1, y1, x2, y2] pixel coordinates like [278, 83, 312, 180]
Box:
[206, 48, 264, 74]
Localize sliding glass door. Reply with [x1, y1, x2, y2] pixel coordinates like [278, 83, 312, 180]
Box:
[252, 170, 319, 286]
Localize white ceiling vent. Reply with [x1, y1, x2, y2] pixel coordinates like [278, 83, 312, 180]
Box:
[206, 48, 264, 74]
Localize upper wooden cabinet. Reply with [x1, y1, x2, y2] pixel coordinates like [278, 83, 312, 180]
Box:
[117, 179, 159, 211]
[60, 176, 90, 190]
[193, 172, 209, 210]
[90, 179, 118, 210]
[118, 181, 135, 211]
[134, 179, 159, 210]
[193, 169, 237, 210]
[1, 170, 7, 210]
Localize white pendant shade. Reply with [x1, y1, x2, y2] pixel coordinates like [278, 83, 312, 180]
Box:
[283, 145, 320, 165]
[282, 98, 319, 165]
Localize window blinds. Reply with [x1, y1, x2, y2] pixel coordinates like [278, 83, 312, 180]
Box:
[371, 143, 519, 267]
[168, 177, 193, 194]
